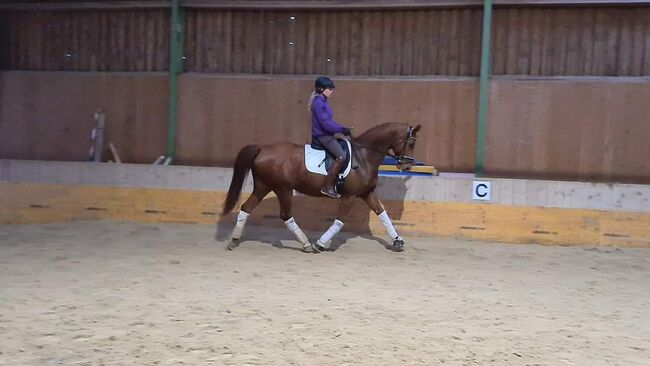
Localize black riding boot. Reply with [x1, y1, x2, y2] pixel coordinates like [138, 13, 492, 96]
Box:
[321, 158, 345, 198]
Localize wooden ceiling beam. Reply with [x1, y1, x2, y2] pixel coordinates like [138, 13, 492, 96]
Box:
[1, 0, 648, 11]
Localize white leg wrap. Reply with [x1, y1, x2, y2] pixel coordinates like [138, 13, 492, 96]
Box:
[318, 219, 344, 249]
[378, 211, 400, 240]
[284, 217, 310, 247]
[231, 210, 250, 240]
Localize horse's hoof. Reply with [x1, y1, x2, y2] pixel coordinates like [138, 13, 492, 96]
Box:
[311, 241, 326, 253]
[227, 239, 240, 250]
[301, 243, 315, 253]
[392, 238, 405, 252]
[316, 240, 331, 251]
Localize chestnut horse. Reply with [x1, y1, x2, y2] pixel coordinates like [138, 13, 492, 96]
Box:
[222, 122, 421, 252]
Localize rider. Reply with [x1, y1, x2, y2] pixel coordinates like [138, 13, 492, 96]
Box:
[309, 76, 351, 198]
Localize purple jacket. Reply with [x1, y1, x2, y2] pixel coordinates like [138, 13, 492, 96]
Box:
[311, 95, 344, 137]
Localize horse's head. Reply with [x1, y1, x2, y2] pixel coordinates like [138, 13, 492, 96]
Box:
[390, 124, 421, 172]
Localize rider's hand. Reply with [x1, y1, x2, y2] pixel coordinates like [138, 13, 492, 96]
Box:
[334, 132, 349, 141]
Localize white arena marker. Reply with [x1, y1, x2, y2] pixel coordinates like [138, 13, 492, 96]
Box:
[472, 181, 492, 201]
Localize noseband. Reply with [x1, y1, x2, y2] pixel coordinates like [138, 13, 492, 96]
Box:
[391, 126, 417, 165]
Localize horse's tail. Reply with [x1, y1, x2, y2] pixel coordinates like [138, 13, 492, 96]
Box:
[222, 144, 261, 215]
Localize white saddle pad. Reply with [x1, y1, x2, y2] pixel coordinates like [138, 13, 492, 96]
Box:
[304, 140, 352, 178]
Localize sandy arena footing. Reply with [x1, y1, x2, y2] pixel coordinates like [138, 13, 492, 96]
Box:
[1, 221, 649, 365]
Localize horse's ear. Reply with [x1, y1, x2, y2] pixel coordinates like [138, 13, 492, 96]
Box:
[412, 124, 422, 136]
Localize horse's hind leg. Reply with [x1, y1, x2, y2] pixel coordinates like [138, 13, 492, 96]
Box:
[228, 182, 270, 250]
[275, 188, 312, 252]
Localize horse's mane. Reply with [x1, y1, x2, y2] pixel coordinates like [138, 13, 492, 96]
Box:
[355, 122, 408, 141]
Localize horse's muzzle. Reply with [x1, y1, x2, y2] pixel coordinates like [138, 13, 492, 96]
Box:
[396, 155, 416, 171]
[398, 163, 413, 172]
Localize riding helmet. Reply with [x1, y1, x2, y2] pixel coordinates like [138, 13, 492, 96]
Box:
[315, 76, 335, 90]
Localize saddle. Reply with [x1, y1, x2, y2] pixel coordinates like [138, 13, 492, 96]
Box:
[304, 138, 353, 195]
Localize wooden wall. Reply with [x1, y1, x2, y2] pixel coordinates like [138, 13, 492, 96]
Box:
[0, 72, 167, 163]
[491, 7, 650, 76]
[175, 75, 477, 169]
[2, 71, 650, 183]
[3, 6, 649, 76]
[486, 78, 650, 182]
[0, 9, 169, 71]
[0, 72, 476, 171]
[183, 8, 482, 75]
[1, 3, 649, 183]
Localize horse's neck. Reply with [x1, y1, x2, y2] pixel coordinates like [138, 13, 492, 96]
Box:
[358, 127, 396, 153]
[355, 128, 397, 168]
[353, 145, 384, 169]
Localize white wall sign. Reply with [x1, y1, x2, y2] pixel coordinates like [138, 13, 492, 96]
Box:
[472, 181, 491, 201]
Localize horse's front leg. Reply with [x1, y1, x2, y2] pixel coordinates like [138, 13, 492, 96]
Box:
[364, 190, 405, 252]
[313, 196, 355, 252]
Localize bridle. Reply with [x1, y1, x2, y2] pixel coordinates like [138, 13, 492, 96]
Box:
[391, 126, 417, 164]
[352, 126, 417, 165]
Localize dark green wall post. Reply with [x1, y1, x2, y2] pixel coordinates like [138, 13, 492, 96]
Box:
[475, 0, 493, 176]
[167, 0, 183, 161]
